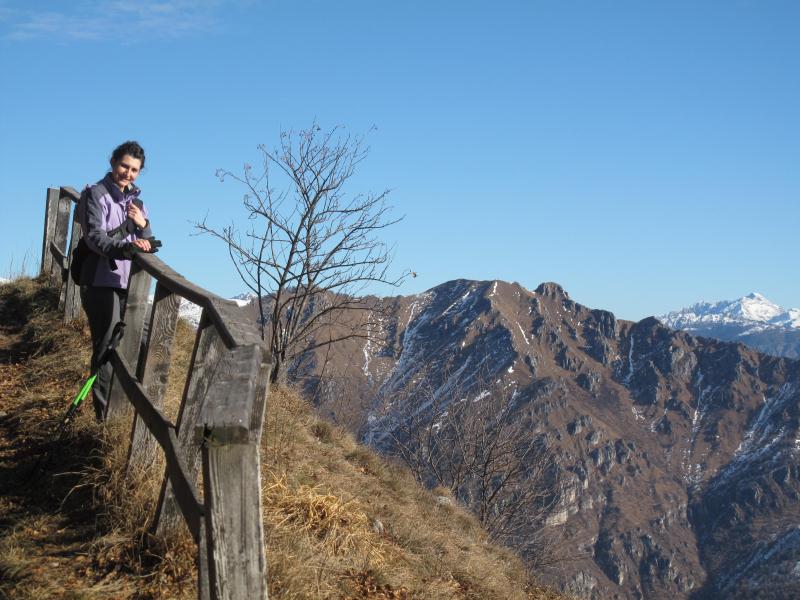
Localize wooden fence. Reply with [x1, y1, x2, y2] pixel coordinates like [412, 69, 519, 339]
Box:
[41, 186, 271, 600]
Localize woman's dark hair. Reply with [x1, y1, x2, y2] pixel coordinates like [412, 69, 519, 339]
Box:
[110, 140, 146, 169]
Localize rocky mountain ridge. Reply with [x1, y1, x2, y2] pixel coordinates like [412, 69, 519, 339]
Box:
[287, 279, 800, 599]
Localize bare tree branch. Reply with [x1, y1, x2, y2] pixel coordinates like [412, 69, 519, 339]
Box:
[197, 122, 407, 382]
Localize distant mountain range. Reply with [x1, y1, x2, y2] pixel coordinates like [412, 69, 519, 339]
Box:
[277, 279, 800, 600]
[659, 293, 800, 359]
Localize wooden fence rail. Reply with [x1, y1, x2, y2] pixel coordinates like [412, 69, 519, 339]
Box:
[40, 186, 270, 600]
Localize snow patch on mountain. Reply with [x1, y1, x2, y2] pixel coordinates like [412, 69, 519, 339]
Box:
[783, 308, 800, 329]
[716, 527, 800, 597]
[709, 382, 798, 493]
[516, 322, 530, 345]
[179, 299, 203, 327]
[231, 292, 257, 306]
[659, 292, 800, 335]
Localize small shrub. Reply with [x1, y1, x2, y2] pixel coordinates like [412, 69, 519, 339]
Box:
[311, 419, 333, 443]
[345, 446, 387, 478]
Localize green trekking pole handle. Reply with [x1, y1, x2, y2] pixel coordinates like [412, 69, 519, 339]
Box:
[72, 374, 97, 408]
[56, 373, 98, 437]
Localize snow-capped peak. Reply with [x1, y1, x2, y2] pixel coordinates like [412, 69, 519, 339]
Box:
[738, 293, 784, 322]
[231, 292, 257, 307]
[659, 292, 800, 333]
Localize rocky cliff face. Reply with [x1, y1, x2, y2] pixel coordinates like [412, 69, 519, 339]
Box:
[290, 279, 800, 599]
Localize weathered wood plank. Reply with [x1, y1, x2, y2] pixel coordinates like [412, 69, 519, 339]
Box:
[41, 188, 60, 275]
[127, 282, 180, 475]
[164, 428, 204, 542]
[249, 356, 270, 446]
[197, 520, 211, 600]
[202, 442, 268, 600]
[212, 299, 265, 348]
[60, 186, 80, 202]
[50, 195, 71, 289]
[195, 345, 265, 445]
[132, 253, 226, 309]
[64, 193, 83, 322]
[110, 349, 204, 541]
[49, 241, 67, 269]
[107, 262, 151, 420]
[198, 344, 269, 599]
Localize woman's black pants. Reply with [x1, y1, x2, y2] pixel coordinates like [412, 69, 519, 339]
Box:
[80, 286, 127, 421]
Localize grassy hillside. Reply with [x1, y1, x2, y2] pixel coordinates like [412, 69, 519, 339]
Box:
[0, 276, 568, 599]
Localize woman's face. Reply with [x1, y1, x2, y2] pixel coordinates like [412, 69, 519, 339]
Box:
[110, 154, 142, 190]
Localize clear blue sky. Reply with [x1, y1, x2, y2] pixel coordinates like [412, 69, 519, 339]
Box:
[1, 1, 798, 321]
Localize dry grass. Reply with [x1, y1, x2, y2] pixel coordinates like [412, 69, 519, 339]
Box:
[263, 470, 387, 566]
[259, 387, 568, 599]
[0, 276, 569, 599]
[0, 276, 195, 599]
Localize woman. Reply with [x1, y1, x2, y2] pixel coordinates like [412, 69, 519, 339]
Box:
[79, 141, 153, 421]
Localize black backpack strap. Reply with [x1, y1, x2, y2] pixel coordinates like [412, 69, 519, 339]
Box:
[101, 189, 142, 239]
[107, 221, 130, 238]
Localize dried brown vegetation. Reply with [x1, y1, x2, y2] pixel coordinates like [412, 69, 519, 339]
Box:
[0, 276, 568, 599]
[0, 276, 197, 599]
[260, 387, 568, 599]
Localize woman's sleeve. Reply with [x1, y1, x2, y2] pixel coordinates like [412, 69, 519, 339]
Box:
[84, 186, 130, 258]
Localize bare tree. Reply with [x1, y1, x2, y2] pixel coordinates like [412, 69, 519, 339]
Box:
[383, 370, 564, 567]
[197, 123, 406, 383]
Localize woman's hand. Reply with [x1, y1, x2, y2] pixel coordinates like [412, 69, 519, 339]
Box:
[127, 203, 147, 228]
[131, 238, 152, 252]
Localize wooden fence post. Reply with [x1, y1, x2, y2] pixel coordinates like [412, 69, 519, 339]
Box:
[47, 192, 71, 289]
[127, 281, 180, 475]
[107, 260, 152, 421]
[63, 190, 83, 322]
[197, 344, 270, 600]
[41, 188, 61, 276]
[197, 521, 212, 600]
[154, 313, 227, 535]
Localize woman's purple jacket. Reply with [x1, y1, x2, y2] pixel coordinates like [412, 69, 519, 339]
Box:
[79, 173, 152, 289]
